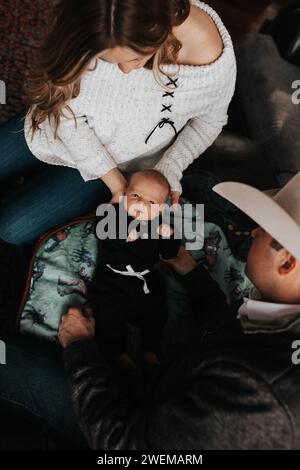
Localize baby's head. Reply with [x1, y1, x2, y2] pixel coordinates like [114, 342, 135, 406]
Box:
[124, 170, 171, 220]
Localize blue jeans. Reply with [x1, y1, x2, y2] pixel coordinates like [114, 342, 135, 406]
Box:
[0, 335, 88, 448]
[0, 111, 111, 245]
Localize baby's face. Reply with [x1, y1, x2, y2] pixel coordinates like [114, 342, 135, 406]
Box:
[124, 175, 169, 220]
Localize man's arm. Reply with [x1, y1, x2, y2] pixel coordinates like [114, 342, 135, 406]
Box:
[158, 224, 181, 261]
[164, 247, 230, 324]
[180, 263, 229, 322]
[63, 339, 292, 450]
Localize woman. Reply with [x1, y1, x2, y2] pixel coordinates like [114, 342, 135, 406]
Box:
[0, 0, 236, 245]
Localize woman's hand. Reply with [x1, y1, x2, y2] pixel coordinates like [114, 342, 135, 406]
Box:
[110, 188, 126, 204]
[171, 191, 180, 207]
[58, 306, 95, 349]
[101, 168, 127, 204]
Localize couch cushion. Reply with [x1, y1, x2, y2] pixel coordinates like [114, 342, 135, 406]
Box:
[237, 33, 300, 186]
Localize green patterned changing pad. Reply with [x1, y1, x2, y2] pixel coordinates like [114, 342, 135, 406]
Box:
[19, 203, 253, 343]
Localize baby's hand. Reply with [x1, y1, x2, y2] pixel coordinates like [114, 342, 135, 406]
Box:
[157, 224, 174, 238]
[144, 351, 161, 368]
[127, 228, 138, 243]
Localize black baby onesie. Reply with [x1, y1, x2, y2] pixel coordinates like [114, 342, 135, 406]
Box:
[86, 202, 181, 358]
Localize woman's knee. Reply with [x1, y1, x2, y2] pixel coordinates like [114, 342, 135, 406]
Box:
[0, 211, 38, 245]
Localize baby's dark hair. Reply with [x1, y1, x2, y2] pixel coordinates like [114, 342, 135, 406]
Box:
[128, 169, 171, 195]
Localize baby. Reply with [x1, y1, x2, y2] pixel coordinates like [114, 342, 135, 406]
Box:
[86, 169, 181, 370]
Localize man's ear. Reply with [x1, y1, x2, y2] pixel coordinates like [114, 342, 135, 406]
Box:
[278, 251, 297, 275]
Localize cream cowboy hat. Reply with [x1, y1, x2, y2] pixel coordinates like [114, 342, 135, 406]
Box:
[213, 171, 300, 261]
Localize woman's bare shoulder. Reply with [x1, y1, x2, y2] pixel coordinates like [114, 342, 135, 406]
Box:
[175, 5, 224, 67]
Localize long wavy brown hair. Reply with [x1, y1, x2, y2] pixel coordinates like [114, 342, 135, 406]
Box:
[26, 0, 190, 137]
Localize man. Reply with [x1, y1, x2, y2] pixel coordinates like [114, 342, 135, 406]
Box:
[58, 172, 300, 450]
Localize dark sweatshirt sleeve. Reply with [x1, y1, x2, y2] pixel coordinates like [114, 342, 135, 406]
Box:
[63, 340, 292, 450]
[179, 264, 231, 324]
[159, 234, 181, 260]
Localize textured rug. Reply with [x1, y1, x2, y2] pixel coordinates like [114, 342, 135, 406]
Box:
[0, 1, 54, 334]
[0, 0, 54, 124]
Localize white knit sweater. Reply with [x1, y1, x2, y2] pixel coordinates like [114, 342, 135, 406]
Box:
[24, 1, 236, 193]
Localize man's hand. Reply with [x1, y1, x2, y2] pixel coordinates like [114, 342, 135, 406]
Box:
[163, 246, 199, 275]
[58, 306, 95, 349]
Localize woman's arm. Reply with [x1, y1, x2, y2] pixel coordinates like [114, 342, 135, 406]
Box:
[155, 103, 232, 195]
[54, 114, 126, 199]
[101, 168, 127, 203]
[155, 66, 237, 194]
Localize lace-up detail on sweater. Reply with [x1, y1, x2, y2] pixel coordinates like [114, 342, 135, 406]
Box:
[145, 76, 179, 144]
